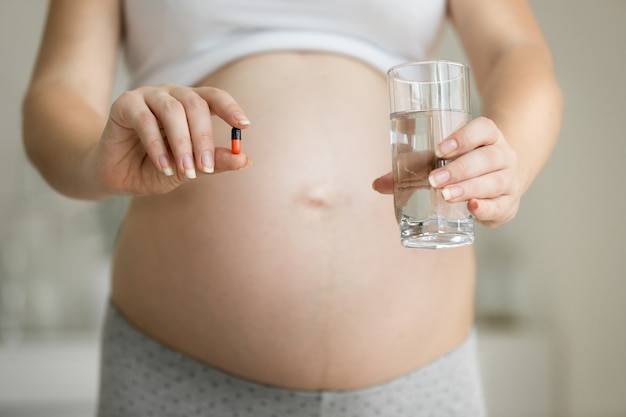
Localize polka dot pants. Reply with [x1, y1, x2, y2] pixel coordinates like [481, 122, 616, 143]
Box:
[97, 304, 486, 417]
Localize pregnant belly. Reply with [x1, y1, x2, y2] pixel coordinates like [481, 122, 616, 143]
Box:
[111, 52, 475, 390]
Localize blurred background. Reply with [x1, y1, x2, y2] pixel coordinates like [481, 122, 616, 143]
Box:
[1, 1, 625, 416]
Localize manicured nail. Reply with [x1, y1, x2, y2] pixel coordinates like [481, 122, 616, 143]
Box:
[234, 112, 250, 126]
[428, 170, 450, 188]
[201, 151, 214, 173]
[442, 186, 463, 201]
[183, 154, 196, 179]
[436, 139, 458, 158]
[159, 155, 174, 176]
[371, 178, 380, 191]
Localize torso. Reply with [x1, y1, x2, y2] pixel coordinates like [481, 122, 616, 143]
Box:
[111, 52, 475, 390]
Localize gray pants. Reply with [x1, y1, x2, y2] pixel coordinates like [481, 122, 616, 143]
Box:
[97, 303, 486, 417]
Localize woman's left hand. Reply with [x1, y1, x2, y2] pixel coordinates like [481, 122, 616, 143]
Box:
[372, 117, 522, 228]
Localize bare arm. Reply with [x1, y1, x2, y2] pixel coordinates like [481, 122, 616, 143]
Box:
[22, 0, 121, 199]
[22, 0, 251, 201]
[448, 0, 563, 194]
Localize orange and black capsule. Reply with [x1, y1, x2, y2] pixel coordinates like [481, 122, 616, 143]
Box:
[231, 127, 242, 154]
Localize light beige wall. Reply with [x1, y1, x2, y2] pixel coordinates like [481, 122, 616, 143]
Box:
[528, 1, 626, 416]
[438, 1, 626, 416]
[0, 1, 129, 336]
[1, 1, 625, 416]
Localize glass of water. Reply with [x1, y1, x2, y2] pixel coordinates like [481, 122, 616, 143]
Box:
[387, 60, 474, 249]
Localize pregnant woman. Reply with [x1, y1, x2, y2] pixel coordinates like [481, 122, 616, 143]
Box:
[22, 0, 561, 416]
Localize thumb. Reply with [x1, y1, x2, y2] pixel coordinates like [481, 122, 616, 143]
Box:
[372, 172, 394, 194]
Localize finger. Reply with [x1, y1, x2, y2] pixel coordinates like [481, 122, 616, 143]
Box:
[372, 172, 394, 194]
[435, 117, 502, 159]
[468, 197, 519, 228]
[428, 143, 513, 189]
[438, 167, 516, 203]
[112, 91, 175, 176]
[212, 147, 251, 173]
[193, 86, 251, 128]
[144, 89, 197, 179]
[396, 148, 436, 183]
[169, 87, 216, 174]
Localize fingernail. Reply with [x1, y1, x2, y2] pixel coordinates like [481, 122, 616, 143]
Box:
[371, 178, 379, 191]
[442, 186, 463, 201]
[436, 139, 458, 158]
[201, 151, 214, 173]
[234, 112, 250, 126]
[159, 155, 174, 176]
[428, 170, 450, 188]
[237, 156, 252, 170]
[183, 154, 196, 179]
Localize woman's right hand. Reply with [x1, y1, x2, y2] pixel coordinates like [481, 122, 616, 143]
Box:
[93, 83, 251, 196]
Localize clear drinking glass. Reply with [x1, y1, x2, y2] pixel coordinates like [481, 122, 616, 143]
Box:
[387, 60, 474, 249]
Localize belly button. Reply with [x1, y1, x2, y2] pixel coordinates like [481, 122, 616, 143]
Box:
[293, 183, 340, 210]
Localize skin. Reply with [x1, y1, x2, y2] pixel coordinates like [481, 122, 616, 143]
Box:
[22, 0, 561, 390]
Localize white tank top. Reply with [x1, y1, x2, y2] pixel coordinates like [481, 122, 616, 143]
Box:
[123, 0, 448, 87]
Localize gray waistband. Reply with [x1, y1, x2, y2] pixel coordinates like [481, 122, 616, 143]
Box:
[97, 303, 486, 417]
